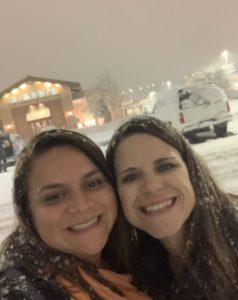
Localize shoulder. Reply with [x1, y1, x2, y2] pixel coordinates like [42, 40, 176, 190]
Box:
[0, 266, 69, 300]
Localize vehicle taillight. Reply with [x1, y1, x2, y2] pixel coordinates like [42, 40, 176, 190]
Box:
[179, 112, 185, 124]
[226, 101, 231, 112]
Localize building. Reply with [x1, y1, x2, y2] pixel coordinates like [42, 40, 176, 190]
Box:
[0, 76, 83, 139]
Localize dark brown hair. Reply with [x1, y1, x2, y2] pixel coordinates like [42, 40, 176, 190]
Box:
[0, 129, 123, 300]
[106, 116, 238, 300]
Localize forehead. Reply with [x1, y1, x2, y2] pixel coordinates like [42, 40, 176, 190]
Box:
[28, 146, 99, 191]
[31, 145, 95, 173]
[115, 133, 182, 165]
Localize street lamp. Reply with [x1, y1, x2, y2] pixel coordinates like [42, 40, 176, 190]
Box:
[221, 50, 229, 64]
[166, 81, 171, 90]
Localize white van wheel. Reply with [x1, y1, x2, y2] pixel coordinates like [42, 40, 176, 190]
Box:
[183, 132, 198, 144]
[214, 122, 228, 137]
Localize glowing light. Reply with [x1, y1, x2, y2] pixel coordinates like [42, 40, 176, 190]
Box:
[233, 82, 238, 89]
[55, 83, 61, 88]
[67, 112, 73, 116]
[3, 93, 9, 98]
[12, 88, 19, 95]
[129, 88, 134, 93]
[221, 50, 229, 64]
[44, 82, 52, 87]
[149, 91, 156, 97]
[28, 105, 36, 112]
[6, 124, 12, 130]
[20, 83, 27, 90]
[166, 81, 171, 89]
[139, 86, 143, 90]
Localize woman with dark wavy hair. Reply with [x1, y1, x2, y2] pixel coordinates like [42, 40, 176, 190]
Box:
[106, 115, 238, 300]
[0, 129, 151, 300]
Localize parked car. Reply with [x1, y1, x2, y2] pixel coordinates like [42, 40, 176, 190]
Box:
[153, 81, 232, 142]
[0, 132, 25, 167]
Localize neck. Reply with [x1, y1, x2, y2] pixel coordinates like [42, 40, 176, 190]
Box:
[83, 254, 101, 267]
[160, 229, 187, 275]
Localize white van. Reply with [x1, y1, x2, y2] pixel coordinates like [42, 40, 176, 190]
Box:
[153, 81, 232, 142]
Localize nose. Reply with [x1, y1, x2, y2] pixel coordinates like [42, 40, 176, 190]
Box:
[67, 190, 94, 214]
[141, 173, 164, 195]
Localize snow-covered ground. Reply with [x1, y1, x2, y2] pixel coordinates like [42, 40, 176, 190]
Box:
[0, 100, 238, 245]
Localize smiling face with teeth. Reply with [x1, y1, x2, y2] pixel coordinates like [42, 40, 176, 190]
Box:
[28, 145, 117, 265]
[114, 133, 195, 249]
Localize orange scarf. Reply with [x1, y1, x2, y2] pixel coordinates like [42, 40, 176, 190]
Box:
[56, 268, 152, 300]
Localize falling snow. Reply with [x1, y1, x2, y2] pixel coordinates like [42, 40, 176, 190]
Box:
[0, 100, 238, 245]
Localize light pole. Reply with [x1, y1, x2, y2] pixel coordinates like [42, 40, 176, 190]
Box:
[166, 81, 171, 90]
[221, 50, 229, 64]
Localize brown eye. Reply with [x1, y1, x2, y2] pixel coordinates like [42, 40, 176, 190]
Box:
[156, 162, 177, 172]
[44, 192, 66, 204]
[86, 177, 105, 189]
[122, 173, 139, 183]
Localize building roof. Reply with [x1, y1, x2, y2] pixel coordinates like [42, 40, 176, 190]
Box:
[0, 75, 82, 99]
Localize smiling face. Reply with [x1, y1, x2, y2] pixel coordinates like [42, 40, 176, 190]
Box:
[114, 133, 195, 246]
[28, 145, 117, 265]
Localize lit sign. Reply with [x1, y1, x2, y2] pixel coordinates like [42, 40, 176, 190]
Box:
[10, 88, 58, 104]
[26, 107, 51, 122]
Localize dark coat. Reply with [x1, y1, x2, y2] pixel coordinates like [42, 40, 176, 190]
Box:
[0, 266, 69, 300]
[0, 138, 6, 159]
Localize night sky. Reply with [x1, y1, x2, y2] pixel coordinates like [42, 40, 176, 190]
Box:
[0, 0, 237, 92]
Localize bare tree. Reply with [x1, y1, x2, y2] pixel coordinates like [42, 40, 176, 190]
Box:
[85, 74, 124, 122]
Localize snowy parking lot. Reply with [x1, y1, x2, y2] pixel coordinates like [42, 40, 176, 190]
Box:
[0, 100, 238, 245]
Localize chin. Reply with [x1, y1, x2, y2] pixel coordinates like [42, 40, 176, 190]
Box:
[146, 224, 184, 240]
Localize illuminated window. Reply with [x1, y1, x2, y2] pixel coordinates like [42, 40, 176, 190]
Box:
[10, 96, 17, 104]
[38, 90, 45, 97]
[22, 93, 30, 101]
[30, 91, 37, 99]
[50, 88, 58, 95]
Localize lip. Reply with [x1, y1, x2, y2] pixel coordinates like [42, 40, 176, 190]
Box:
[140, 196, 177, 214]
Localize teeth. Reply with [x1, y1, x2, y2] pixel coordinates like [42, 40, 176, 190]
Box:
[69, 217, 98, 231]
[144, 199, 174, 213]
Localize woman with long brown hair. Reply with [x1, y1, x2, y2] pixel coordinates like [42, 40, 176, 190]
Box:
[0, 129, 151, 300]
[106, 115, 238, 300]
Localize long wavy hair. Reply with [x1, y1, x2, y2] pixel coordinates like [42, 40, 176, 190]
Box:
[106, 116, 238, 300]
[0, 129, 124, 300]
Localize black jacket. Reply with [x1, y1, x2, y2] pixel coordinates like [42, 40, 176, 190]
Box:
[0, 266, 69, 300]
[0, 138, 6, 159]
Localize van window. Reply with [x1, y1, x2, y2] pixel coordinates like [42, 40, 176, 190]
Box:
[178, 89, 209, 109]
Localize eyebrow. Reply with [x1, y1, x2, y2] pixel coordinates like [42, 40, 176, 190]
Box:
[36, 169, 101, 194]
[118, 157, 176, 175]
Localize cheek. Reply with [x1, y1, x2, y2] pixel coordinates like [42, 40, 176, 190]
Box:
[31, 206, 59, 233]
[102, 189, 118, 218]
[117, 183, 136, 203]
[118, 190, 135, 217]
[181, 177, 196, 208]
